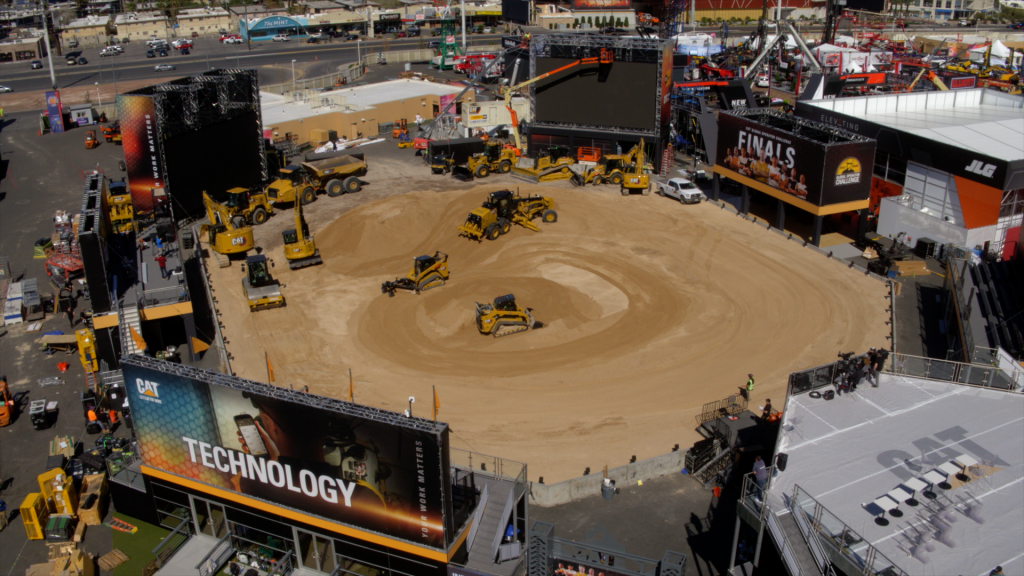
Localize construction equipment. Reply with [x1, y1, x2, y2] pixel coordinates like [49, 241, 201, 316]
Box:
[107, 179, 135, 234]
[510, 145, 576, 183]
[241, 255, 284, 312]
[475, 294, 536, 338]
[571, 153, 627, 186]
[397, 132, 414, 148]
[84, 130, 98, 149]
[500, 48, 614, 153]
[391, 118, 408, 139]
[223, 187, 273, 226]
[0, 375, 14, 427]
[76, 329, 98, 374]
[101, 121, 120, 142]
[199, 191, 254, 268]
[457, 141, 517, 180]
[457, 189, 557, 241]
[264, 153, 368, 205]
[381, 252, 449, 296]
[618, 139, 653, 196]
[431, 153, 455, 175]
[282, 200, 322, 269]
[907, 68, 949, 91]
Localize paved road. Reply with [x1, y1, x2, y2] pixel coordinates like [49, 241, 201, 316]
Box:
[0, 34, 506, 93]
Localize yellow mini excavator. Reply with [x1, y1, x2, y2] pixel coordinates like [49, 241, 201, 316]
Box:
[282, 200, 322, 269]
[241, 254, 285, 312]
[475, 294, 537, 337]
[199, 191, 254, 268]
[380, 252, 449, 296]
[457, 189, 557, 241]
[619, 139, 652, 196]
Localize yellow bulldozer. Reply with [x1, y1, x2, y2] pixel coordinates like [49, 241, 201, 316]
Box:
[241, 254, 285, 312]
[619, 139, 653, 196]
[282, 199, 322, 270]
[457, 189, 557, 241]
[475, 294, 537, 337]
[510, 145, 576, 183]
[223, 187, 273, 226]
[380, 252, 450, 296]
[460, 141, 517, 179]
[200, 191, 254, 268]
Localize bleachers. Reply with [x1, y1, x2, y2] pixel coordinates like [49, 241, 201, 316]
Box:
[971, 260, 1024, 359]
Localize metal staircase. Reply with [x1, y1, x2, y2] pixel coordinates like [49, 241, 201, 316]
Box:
[119, 304, 143, 355]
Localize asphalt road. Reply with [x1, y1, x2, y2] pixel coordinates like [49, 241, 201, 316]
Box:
[0, 33, 507, 93]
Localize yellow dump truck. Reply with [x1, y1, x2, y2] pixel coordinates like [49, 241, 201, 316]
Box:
[265, 153, 368, 205]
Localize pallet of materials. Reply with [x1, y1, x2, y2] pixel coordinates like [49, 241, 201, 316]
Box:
[49, 435, 76, 459]
[77, 474, 108, 526]
[894, 260, 929, 276]
[96, 549, 129, 572]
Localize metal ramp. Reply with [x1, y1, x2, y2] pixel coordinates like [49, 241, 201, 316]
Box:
[465, 476, 519, 576]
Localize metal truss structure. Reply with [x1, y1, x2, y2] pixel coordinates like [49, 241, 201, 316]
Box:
[528, 34, 670, 138]
[729, 108, 872, 146]
[662, 0, 687, 39]
[119, 354, 449, 435]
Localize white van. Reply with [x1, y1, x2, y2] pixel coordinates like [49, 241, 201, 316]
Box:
[272, 34, 290, 42]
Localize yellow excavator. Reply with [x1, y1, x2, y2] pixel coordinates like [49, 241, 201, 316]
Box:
[457, 189, 557, 241]
[200, 191, 254, 268]
[475, 294, 537, 337]
[380, 252, 450, 296]
[282, 200, 322, 269]
[500, 48, 614, 153]
[619, 139, 652, 196]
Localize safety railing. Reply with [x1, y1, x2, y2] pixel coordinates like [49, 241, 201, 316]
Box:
[262, 61, 366, 95]
[889, 352, 1023, 392]
[739, 465, 774, 520]
[141, 284, 189, 308]
[789, 485, 908, 576]
[151, 517, 193, 570]
[450, 447, 528, 498]
[196, 531, 233, 576]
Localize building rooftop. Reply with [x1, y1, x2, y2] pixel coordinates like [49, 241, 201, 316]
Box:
[801, 89, 1024, 163]
[767, 372, 1024, 576]
[260, 79, 463, 124]
[302, 1, 347, 9]
[66, 15, 109, 27]
[228, 5, 289, 16]
[177, 7, 229, 17]
[114, 11, 167, 23]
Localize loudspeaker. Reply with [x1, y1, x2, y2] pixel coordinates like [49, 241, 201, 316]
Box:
[776, 452, 788, 472]
[823, 390, 835, 400]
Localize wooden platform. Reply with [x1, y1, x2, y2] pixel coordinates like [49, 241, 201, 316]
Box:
[97, 549, 130, 572]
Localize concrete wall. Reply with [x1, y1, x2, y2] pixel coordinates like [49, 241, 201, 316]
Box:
[529, 450, 687, 507]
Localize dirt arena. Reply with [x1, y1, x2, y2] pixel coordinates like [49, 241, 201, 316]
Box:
[205, 183, 889, 482]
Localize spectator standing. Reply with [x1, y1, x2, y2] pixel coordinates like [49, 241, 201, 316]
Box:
[155, 253, 168, 279]
[990, 567, 1003, 576]
[0, 499, 8, 531]
[743, 373, 755, 400]
[761, 398, 773, 422]
[752, 455, 768, 498]
[866, 348, 879, 385]
[873, 348, 889, 386]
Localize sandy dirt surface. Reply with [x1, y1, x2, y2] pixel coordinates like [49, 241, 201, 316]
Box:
[202, 163, 889, 483]
[0, 77, 178, 113]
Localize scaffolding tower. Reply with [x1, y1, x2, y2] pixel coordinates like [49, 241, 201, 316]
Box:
[662, 0, 687, 39]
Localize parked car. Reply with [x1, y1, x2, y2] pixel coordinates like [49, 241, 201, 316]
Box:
[30, 59, 42, 69]
[158, 49, 168, 57]
[656, 178, 704, 204]
[755, 74, 770, 87]
[146, 49, 156, 58]
[219, 28, 228, 34]
[0, 85, 12, 93]
[66, 57, 77, 65]
[272, 34, 290, 42]
[180, 47, 190, 55]
[223, 35, 243, 44]
[958, 18, 971, 26]
[77, 56, 88, 65]
[428, 40, 441, 49]
[154, 64, 176, 71]
[69, 39, 79, 48]
[406, 26, 420, 37]
[483, 27, 492, 33]
[396, 30, 406, 37]
[100, 47, 118, 56]
[191, 31, 198, 38]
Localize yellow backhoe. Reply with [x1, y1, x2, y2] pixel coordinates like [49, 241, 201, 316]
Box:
[282, 199, 322, 269]
[199, 191, 254, 268]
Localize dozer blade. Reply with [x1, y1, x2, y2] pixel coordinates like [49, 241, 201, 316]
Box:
[287, 252, 323, 270]
[451, 166, 474, 181]
[569, 173, 585, 187]
[510, 166, 541, 182]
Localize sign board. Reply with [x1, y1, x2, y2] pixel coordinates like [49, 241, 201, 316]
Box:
[45, 91, 64, 134]
[571, 0, 631, 9]
[117, 94, 165, 213]
[122, 358, 451, 550]
[378, 13, 401, 21]
[715, 111, 874, 209]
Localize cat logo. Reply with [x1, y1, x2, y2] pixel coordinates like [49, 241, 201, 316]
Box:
[136, 378, 163, 404]
[835, 157, 862, 186]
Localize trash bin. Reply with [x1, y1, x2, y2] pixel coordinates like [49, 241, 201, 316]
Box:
[601, 478, 616, 500]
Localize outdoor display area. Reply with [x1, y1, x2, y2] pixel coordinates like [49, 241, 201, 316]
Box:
[203, 183, 889, 483]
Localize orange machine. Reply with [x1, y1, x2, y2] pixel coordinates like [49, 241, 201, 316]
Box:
[391, 118, 408, 139]
[0, 376, 14, 426]
[85, 130, 98, 149]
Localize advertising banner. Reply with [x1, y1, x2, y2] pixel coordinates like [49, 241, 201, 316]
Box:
[45, 90, 64, 134]
[660, 43, 672, 127]
[552, 559, 633, 576]
[122, 359, 450, 549]
[117, 94, 164, 214]
[715, 111, 873, 208]
[572, 0, 631, 9]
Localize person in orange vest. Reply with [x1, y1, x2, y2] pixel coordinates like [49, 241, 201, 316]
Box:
[87, 405, 108, 431]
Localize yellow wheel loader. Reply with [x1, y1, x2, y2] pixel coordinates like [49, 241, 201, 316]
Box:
[199, 191, 254, 268]
[475, 294, 536, 337]
[223, 187, 273, 226]
[241, 254, 285, 312]
[458, 141, 516, 180]
[457, 189, 557, 241]
[380, 252, 449, 296]
[282, 199, 322, 270]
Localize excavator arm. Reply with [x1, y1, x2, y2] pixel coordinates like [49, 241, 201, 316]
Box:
[203, 191, 236, 230]
[501, 48, 613, 153]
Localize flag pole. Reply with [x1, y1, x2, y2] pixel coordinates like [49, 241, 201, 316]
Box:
[432, 385, 437, 421]
[348, 368, 354, 403]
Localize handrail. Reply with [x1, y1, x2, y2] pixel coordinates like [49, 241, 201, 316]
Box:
[195, 530, 232, 571]
[889, 352, 1023, 393]
[152, 517, 192, 568]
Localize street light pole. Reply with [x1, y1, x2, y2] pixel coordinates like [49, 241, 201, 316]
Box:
[291, 59, 296, 93]
[357, 39, 361, 65]
[41, 0, 58, 90]
[95, 82, 101, 108]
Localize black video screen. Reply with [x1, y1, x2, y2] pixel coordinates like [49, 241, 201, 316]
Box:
[534, 58, 658, 132]
[164, 111, 265, 217]
[502, 0, 530, 24]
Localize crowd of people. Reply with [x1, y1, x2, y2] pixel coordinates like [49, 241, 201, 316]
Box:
[837, 347, 890, 395]
[722, 147, 808, 199]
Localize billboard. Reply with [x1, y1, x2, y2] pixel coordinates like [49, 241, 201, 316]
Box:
[715, 111, 874, 208]
[122, 358, 451, 549]
[572, 0, 631, 9]
[534, 59, 659, 131]
[117, 94, 165, 214]
[552, 559, 634, 576]
[45, 90, 65, 134]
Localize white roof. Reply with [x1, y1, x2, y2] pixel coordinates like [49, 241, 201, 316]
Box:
[177, 7, 229, 17]
[260, 79, 463, 124]
[114, 11, 166, 23]
[801, 89, 1024, 162]
[66, 15, 109, 28]
[769, 373, 1024, 576]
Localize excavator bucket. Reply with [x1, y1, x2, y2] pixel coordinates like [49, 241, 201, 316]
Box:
[451, 165, 475, 181]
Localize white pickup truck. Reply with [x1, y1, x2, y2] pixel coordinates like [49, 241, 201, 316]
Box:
[655, 178, 705, 204]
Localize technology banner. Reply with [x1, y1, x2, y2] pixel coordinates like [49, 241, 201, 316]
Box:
[116, 94, 165, 214]
[715, 112, 873, 207]
[122, 360, 450, 549]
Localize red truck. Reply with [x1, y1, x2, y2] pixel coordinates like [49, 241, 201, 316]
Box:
[454, 53, 496, 74]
